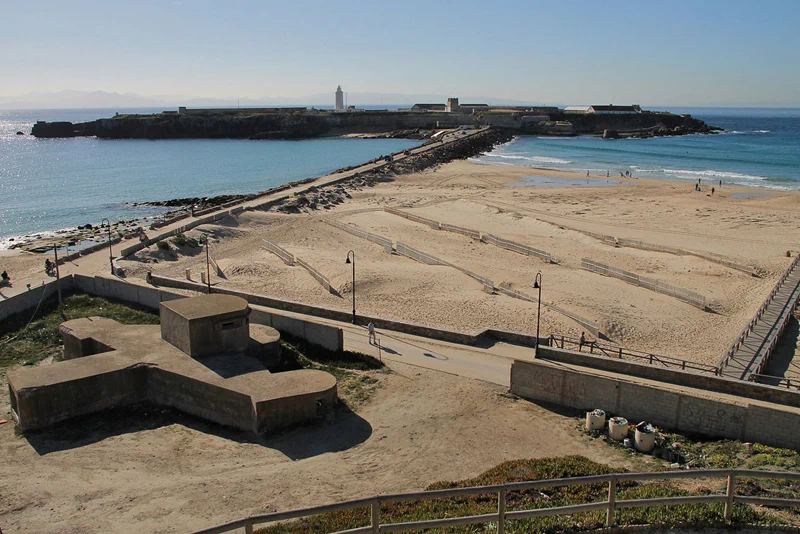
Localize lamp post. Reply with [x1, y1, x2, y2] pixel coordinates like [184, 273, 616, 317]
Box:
[101, 218, 114, 275]
[205, 235, 211, 294]
[533, 272, 542, 350]
[345, 250, 356, 324]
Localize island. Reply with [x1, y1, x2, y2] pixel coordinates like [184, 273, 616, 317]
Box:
[31, 99, 719, 140]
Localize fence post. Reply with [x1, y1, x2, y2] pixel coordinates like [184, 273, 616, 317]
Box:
[606, 477, 617, 526]
[371, 500, 380, 534]
[724, 473, 736, 521]
[497, 489, 506, 534]
[245, 521, 253, 534]
[618, 347, 623, 359]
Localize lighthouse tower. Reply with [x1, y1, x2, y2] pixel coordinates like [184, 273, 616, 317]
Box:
[335, 85, 344, 111]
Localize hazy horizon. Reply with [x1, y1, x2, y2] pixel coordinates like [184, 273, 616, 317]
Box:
[4, 0, 800, 108]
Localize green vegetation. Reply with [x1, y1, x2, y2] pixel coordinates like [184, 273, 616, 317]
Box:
[276, 334, 385, 409]
[171, 233, 200, 248]
[256, 456, 770, 534]
[0, 293, 158, 371]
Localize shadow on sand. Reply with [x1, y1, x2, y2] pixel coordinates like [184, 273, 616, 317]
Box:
[22, 401, 372, 460]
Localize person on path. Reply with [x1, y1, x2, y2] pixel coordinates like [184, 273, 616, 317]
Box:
[579, 331, 586, 351]
[368, 321, 376, 345]
[44, 258, 54, 275]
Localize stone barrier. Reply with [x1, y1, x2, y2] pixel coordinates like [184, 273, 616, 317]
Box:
[0, 277, 75, 323]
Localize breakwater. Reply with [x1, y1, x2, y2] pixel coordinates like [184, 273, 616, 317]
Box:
[31, 108, 716, 140]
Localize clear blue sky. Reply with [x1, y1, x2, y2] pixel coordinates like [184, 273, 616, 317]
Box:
[4, 0, 800, 106]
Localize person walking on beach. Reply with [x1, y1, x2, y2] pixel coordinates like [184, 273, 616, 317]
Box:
[606, 171, 610, 178]
[586, 170, 590, 178]
[719, 179, 722, 187]
[712, 187, 715, 195]
[367, 321, 376, 345]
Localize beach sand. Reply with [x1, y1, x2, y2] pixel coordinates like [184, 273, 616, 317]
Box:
[95, 160, 799, 368]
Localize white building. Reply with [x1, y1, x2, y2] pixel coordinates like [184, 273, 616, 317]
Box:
[563, 105, 641, 115]
[335, 86, 344, 111]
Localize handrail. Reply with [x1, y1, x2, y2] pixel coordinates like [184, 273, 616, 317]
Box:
[717, 254, 800, 373]
[549, 334, 719, 374]
[190, 469, 800, 534]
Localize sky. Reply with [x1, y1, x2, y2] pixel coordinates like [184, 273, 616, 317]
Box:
[3, 0, 800, 107]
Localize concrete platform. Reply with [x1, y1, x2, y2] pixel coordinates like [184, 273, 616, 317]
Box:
[8, 309, 337, 434]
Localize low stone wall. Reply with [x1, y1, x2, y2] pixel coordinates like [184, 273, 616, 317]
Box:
[0, 276, 76, 323]
[511, 358, 800, 450]
[538, 345, 800, 409]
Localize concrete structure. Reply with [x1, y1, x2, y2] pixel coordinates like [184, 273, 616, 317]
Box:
[7, 295, 337, 433]
[160, 294, 251, 357]
[335, 85, 344, 111]
[511, 351, 800, 451]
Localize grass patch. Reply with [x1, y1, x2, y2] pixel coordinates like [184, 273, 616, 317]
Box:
[255, 456, 770, 534]
[0, 293, 158, 370]
[274, 334, 385, 409]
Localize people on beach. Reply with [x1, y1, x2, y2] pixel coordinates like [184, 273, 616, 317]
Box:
[367, 321, 376, 345]
[586, 171, 590, 178]
[712, 187, 715, 195]
[579, 331, 586, 351]
[719, 180, 722, 187]
[1, 270, 9, 285]
[606, 171, 610, 178]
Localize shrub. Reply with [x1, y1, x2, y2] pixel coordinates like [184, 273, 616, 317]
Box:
[156, 240, 171, 251]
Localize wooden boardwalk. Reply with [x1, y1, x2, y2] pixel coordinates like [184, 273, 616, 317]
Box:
[719, 256, 800, 380]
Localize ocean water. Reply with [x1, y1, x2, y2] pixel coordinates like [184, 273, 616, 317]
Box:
[472, 108, 800, 190]
[0, 108, 420, 247]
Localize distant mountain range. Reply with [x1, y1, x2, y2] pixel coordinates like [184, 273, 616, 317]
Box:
[0, 90, 544, 110]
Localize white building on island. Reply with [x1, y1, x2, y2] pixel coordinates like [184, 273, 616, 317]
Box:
[335, 85, 344, 111]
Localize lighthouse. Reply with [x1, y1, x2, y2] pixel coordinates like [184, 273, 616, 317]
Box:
[335, 85, 344, 111]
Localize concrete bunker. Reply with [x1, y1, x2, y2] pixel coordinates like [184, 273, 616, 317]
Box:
[7, 295, 337, 434]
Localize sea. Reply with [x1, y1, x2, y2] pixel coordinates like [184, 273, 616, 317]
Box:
[472, 107, 800, 190]
[2, 106, 799, 248]
[0, 108, 420, 248]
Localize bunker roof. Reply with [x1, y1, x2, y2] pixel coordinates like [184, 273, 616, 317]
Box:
[161, 294, 249, 320]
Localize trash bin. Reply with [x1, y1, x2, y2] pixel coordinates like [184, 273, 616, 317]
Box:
[634, 422, 655, 453]
[585, 409, 606, 431]
[609, 417, 629, 441]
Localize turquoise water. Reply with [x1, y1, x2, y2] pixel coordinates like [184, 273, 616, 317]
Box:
[473, 108, 800, 190]
[0, 108, 420, 246]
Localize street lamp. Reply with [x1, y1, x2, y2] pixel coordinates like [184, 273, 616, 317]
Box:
[205, 235, 211, 294]
[101, 218, 114, 275]
[345, 250, 356, 324]
[533, 272, 542, 350]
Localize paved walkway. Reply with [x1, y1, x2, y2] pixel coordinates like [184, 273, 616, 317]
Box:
[0, 128, 487, 302]
[720, 260, 800, 380]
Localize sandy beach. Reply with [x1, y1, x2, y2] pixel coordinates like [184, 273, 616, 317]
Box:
[16, 161, 768, 368]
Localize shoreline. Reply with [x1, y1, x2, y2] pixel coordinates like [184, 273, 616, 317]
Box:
[3, 130, 796, 256]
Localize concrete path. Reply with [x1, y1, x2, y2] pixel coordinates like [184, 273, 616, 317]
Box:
[1, 128, 488, 302]
[720, 261, 800, 380]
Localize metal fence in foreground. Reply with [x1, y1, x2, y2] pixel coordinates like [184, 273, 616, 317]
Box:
[191, 469, 800, 534]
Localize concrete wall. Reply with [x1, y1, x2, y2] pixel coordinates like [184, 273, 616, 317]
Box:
[250, 307, 343, 352]
[511, 358, 800, 450]
[147, 368, 255, 432]
[537, 345, 800, 408]
[0, 276, 75, 323]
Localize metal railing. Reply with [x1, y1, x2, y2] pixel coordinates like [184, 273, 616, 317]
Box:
[750, 373, 800, 389]
[191, 469, 800, 534]
[549, 334, 720, 375]
[717, 254, 800, 374]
